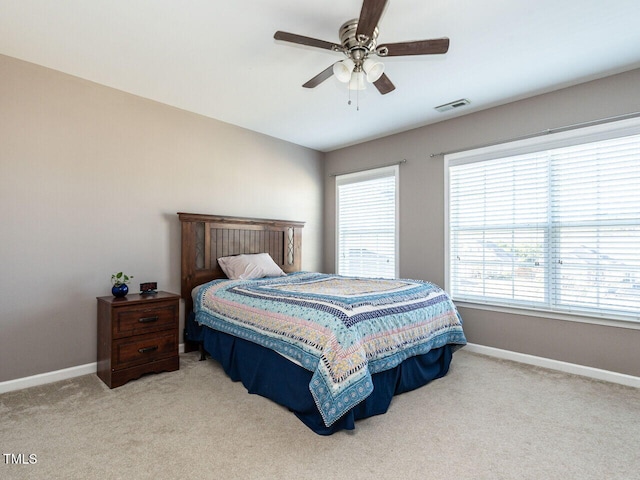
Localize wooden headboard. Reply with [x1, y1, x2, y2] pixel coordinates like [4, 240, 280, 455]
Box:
[178, 213, 305, 348]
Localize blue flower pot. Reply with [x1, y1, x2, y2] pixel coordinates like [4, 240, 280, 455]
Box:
[112, 284, 129, 298]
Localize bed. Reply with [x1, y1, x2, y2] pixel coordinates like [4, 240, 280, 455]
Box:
[179, 212, 466, 435]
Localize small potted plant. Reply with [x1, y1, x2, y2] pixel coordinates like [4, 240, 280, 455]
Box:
[111, 272, 133, 298]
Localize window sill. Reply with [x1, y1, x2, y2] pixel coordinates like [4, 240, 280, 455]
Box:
[452, 300, 640, 331]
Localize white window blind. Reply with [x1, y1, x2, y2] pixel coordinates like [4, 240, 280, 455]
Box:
[447, 123, 640, 322]
[336, 165, 398, 279]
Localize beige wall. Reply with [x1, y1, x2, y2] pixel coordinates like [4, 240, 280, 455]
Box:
[0, 54, 324, 382]
[324, 68, 640, 377]
[3, 51, 639, 383]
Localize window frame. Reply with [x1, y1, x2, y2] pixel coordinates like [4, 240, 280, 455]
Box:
[335, 164, 399, 279]
[445, 116, 640, 329]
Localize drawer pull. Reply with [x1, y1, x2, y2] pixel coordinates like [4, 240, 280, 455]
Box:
[138, 346, 159, 354]
[138, 316, 159, 324]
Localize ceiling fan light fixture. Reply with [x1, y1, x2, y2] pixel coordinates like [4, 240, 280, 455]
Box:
[348, 70, 366, 91]
[274, 0, 450, 96]
[333, 59, 355, 83]
[362, 58, 384, 83]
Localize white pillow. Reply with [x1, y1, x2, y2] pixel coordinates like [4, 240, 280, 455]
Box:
[217, 253, 285, 280]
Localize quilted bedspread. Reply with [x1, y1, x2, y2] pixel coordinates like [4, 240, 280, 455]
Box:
[195, 272, 466, 427]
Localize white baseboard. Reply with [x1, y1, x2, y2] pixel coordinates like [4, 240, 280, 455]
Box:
[0, 343, 187, 394]
[4, 343, 637, 394]
[0, 362, 97, 394]
[464, 343, 640, 389]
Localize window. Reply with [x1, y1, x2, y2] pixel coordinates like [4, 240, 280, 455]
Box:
[446, 118, 640, 323]
[336, 165, 398, 278]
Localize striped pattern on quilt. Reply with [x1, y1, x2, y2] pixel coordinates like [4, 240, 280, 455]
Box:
[195, 271, 467, 427]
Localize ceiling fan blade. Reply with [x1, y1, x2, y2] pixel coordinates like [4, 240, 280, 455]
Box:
[274, 31, 340, 51]
[373, 73, 395, 95]
[356, 0, 388, 41]
[302, 64, 335, 88]
[377, 38, 450, 56]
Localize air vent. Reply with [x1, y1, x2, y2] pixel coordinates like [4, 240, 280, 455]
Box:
[435, 98, 470, 113]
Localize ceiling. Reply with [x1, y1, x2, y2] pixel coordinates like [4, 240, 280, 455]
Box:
[2, 0, 640, 152]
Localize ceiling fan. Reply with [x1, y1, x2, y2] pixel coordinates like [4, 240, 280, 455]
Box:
[274, 0, 449, 95]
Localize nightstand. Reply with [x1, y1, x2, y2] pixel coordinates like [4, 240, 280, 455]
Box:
[97, 291, 180, 388]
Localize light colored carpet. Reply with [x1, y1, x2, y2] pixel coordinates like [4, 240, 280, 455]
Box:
[1, 349, 639, 480]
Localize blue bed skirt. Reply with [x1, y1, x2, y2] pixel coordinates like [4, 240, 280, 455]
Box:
[188, 317, 453, 435]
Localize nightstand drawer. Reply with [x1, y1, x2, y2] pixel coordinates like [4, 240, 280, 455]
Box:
[113, 330, 177, 370]
[113, 301, 177, 338]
